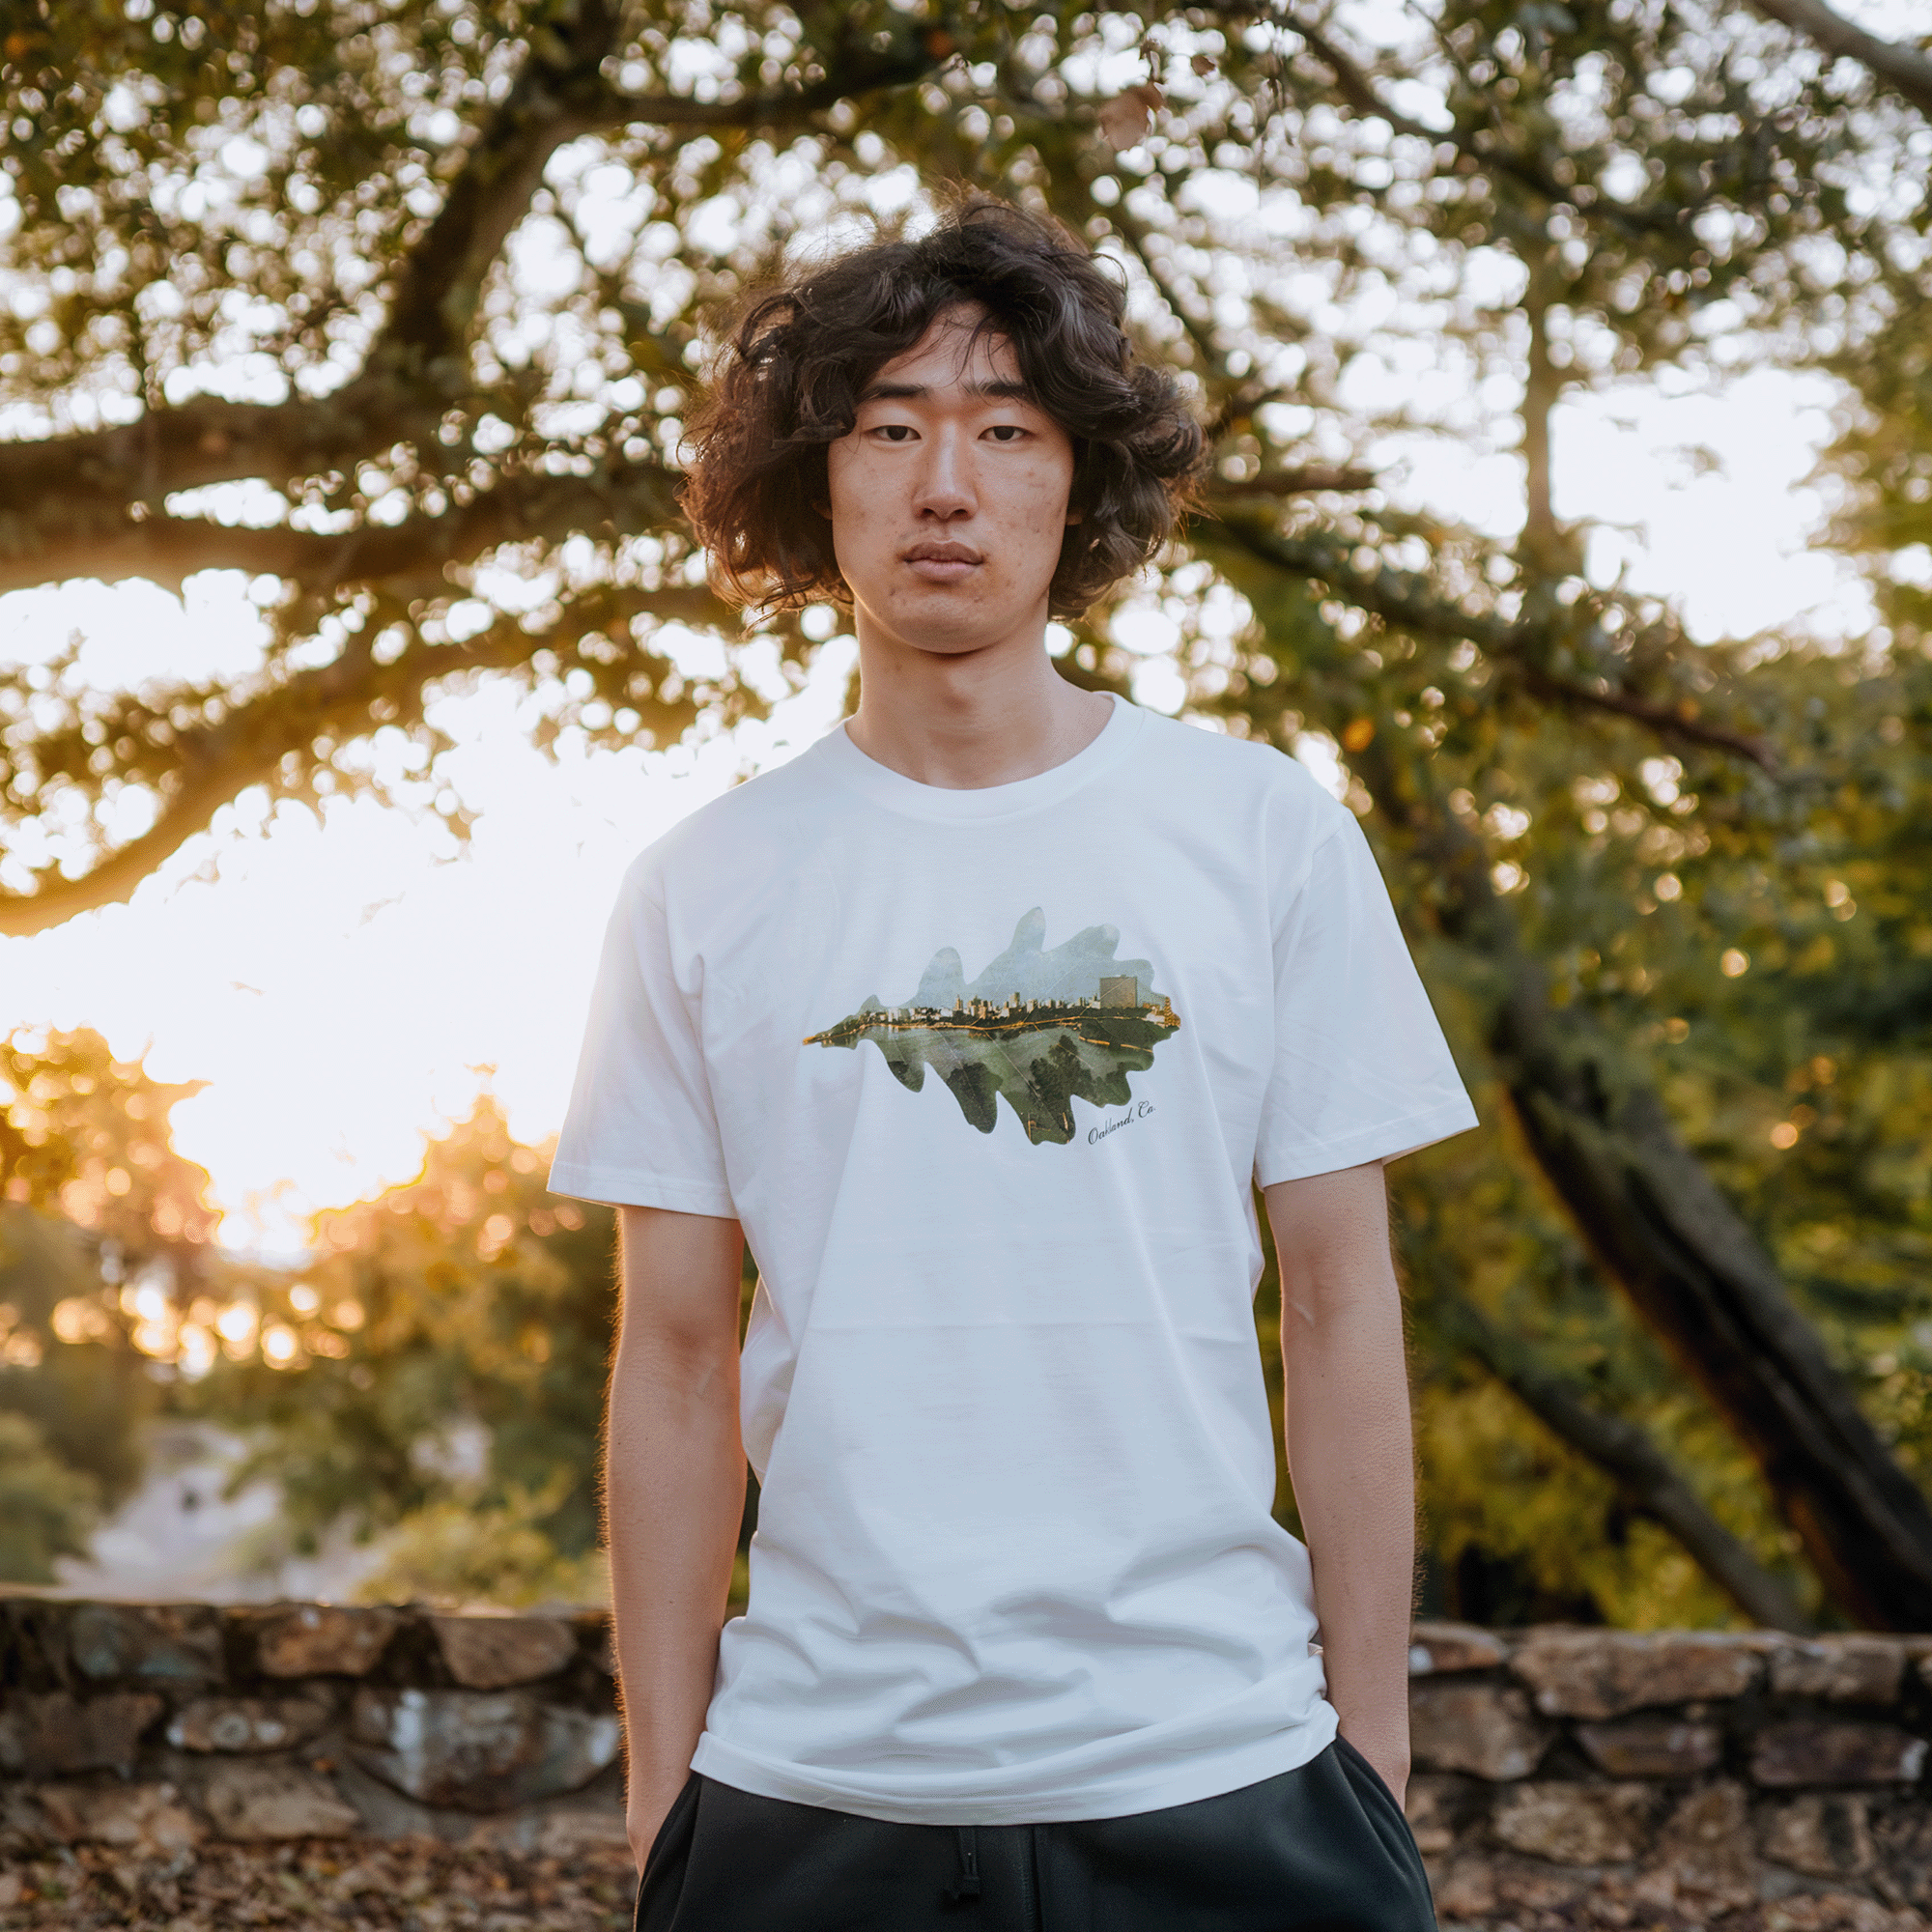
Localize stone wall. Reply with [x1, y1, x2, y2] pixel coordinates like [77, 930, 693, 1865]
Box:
[0, 1598, 628, 1866]
[10, 1602, 1932, 1928]
[1406, 1621, 1932, 1928]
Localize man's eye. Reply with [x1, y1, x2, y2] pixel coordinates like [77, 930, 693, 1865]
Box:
[875, 424, 917, 442]
[985, 425, 1026, 442]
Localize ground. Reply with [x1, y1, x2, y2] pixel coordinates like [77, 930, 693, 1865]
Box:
[0, 1839, 639, 1932]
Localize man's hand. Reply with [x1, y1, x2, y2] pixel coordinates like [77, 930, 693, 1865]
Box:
[606, 1205, 747, 1875]
[1341, 1719, 1411, 1811]
[1264, 1162, 1415, 1822]
[626, 1768, 691, 1873]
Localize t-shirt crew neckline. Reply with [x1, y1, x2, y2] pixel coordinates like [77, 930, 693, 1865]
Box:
[816, 692, 1145, 823]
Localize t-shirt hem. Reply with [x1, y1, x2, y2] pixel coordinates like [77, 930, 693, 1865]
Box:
[687, 1707, 1341, 1826]
[1255, 1095, 1480, 1188]
[546, 1160, 736, 1217]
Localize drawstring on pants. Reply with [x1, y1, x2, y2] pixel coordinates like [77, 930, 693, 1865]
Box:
[948, 1826, 982, 1900]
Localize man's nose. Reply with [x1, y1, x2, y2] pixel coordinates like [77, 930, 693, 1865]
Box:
[913, 425, 976, 519]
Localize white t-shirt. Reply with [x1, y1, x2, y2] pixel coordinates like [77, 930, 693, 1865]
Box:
[551, 696, 1476, 1825]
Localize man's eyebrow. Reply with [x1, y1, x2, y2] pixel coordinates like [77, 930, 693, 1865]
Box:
[858, 378, 1037, 403]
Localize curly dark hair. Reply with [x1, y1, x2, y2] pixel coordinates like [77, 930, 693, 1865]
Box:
[679, 197, 1203, 618]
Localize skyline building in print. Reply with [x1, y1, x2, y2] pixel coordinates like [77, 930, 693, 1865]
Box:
[804, 908, 1181, 1146]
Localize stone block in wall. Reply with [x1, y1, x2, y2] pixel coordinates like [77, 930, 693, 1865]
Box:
[1751, 1720, 1928, 1787]
[1872, 1807, 1932, 1910]
[347, 1686, 621, 1811]
[1763, 1794, 1878, 1879]
[34, 1779, 205, 1856]
[1575, 1717, 1723, 1778]
[1771, 1636, 1908, 1705]
[166, 1693, 332, 1753]
[245, 1603, 399, 1677]
[0, 1690, 161, 1776]
[1402, 1775, 1465, 1855]
[468, 1799, 630, 1856]
[1491, 1780, 1658, 1864]
[432, 1614, 576, 1690]
[1429, 1858, 1498, 1920]
[204, 1759, 361, 1839]
[323, 1751, 450, 1839]
[1510, 1630, 1761, 1719]
[69, 1603, 223, 1687]
[1407, 1622, 1507, 1675]
[1654, 1781, 1756, 1910]
[1410, 1681, 1552, 1780]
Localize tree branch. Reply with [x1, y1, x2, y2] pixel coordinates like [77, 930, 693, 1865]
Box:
[0, 394, 418, 533]
[1203, 517, 1782, 772]
[1437, 1292, 1813, 1631]
[362, 0, 626, 389]
[0, 582, 728, 939]
[1207, 465, 1378, 501]
[1748, 0, 1932, 118]
[1104, 197, 1227, 374]
[1096, 210, 1381, 504]
[1515, 662, 1780, 773]
[0, 459, 689, 598]
[1205, 4, 1692, 239]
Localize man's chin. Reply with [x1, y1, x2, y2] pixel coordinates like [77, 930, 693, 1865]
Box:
[861, 595, 1049, 660]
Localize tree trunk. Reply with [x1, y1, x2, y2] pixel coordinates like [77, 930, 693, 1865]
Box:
[1433, 1291, 1814, 1632]
[1408, 784, 1932, 1628]
[1519, 261, 1567, 578]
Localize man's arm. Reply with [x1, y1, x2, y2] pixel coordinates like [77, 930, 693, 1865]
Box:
[606, 1204, 748, 1868]
[1264, 1160, 1414, 1805]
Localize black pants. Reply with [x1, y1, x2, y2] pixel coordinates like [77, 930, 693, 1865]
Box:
[635, 1738, 1436, 1931]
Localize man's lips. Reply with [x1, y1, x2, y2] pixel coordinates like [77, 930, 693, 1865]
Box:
[902, 542, 982, 582]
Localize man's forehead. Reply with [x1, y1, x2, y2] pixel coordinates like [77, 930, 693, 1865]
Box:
[861, 307, 1027, 399]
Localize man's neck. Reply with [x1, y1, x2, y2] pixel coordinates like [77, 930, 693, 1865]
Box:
[842, 624, 1115, 791]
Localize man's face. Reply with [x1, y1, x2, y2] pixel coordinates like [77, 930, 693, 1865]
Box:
[824, 308, 1077, 658]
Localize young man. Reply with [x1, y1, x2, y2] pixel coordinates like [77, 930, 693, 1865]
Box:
[551, 199, 1477, 1930]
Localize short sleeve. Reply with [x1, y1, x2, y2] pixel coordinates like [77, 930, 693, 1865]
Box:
[1254, 810, 1478, 1188]
[548, 876, 738, 1216]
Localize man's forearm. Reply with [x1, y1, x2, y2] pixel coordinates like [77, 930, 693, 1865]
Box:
[605, 1207, 749, 1861]
[607, 1337, 745, 1818]
[1284, 1289, 1415, 1791]
[1268, 1164, 1416, 1802]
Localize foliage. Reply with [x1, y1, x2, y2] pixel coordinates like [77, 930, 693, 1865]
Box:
[3, 0, 1932, 1619]
[186, 1095, 617, 1565]
[0, 1028, 221, 1559]
[350, 1477, 611, 1609]
[183, 1092, 766, 1606]
[0, 1408, 102, 1583]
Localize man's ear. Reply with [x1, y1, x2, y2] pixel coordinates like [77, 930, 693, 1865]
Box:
[815, 501, 832, 519]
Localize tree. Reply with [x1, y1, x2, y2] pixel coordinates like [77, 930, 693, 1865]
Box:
[188, 1095, 616, 1562]
[0, 1410, 102, 1584]
[0, 1025, 221, 1576]
[186, 1093, 761, 1608]
[1132, 0, 1932, 1624]
[4, 0, 1931, 1623]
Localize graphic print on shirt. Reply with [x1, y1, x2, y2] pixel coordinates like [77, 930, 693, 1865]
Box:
[803, 906, 1181, 1146]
